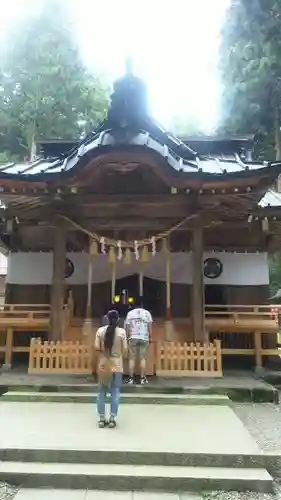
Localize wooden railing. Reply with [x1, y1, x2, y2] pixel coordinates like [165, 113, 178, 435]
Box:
[205, 304, 278, 332]
[0, 302, 279, 371]
[28, 338, 92, 374]
[0, 304, 50, 321]
[0, 303, 274, 330]
[205, 304, 278, 314]
[205, 305, 280, 368]
[0, 304, 69, 367]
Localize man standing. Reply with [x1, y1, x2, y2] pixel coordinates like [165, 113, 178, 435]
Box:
[124, 297, 152, 385]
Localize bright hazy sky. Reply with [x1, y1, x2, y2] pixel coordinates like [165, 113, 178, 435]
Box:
[0, 0, 230, 132]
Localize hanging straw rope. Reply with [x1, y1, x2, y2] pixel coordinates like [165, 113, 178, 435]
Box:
[59, 213, 200, 249]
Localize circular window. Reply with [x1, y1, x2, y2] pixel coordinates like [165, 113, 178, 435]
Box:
[204, 258, 223, 279]
[65, 258, 74, 279]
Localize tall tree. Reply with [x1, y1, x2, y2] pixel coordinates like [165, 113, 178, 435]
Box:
[219, 0, 281, 161]
[0, 0, 109, 161]
[170, 115, 205, 138]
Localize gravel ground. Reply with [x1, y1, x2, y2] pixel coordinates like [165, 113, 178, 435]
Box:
[234, 402, 281, 452]
[0, 483, 18, 500]
[203, 400, 281, 500]
[202, 487, 281, 500]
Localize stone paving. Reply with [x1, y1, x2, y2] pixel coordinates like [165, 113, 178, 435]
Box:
[14, 490, 202, 499]
[0, 402, 259, 454]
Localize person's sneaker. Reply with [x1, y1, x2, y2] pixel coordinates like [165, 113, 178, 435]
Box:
[98, 419, 106, 428]
[108, 417, 117, 428]
[140, 376, 148, 385]
[127, 376, 134, 384]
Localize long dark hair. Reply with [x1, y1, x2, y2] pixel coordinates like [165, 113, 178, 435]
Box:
[104, 309, 119, 355]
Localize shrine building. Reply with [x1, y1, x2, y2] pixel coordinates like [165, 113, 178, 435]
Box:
[1, 68, 281, 373]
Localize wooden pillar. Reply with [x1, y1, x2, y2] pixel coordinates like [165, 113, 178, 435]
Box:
[82, 248, 93, 341]
[50, 221, 66, 341]
[165, 242, 172, 321]
[164, 237, 173, 340]
[254, 330, 262, 370]
[3, 328, 13, 370]
[191, 225, 205, 342]
[111, 261, 116, 303]
[86, 251, 93, 320]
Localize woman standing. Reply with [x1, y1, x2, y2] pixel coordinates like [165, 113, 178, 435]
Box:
[94, 309, 127, 428]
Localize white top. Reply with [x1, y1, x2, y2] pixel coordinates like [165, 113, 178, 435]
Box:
[124, 308, 153, 341]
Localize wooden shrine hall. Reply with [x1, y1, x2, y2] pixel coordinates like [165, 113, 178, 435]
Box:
[1, 67, 281, 375]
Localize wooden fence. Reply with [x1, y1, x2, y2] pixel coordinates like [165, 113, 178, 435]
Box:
[155, 340, 222, 377]
[28, 338, 92, 374]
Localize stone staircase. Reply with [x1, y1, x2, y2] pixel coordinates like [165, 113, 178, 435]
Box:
[0, 383, 275, 494]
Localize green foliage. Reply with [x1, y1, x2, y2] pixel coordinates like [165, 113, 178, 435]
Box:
[269, 252, 281, 294]
[170, 115, 205, 138]
[0, 0, 109, 161]
[219, 0, 281, 160]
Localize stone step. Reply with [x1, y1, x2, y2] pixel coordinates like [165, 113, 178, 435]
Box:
[0, 461, 273, 493]
[14, 489, 203, 499]
[0, 391, 230, 405]
[0, 447, 268, 469]
[0, 383, 277, 403]
[2, 383, 222, 394]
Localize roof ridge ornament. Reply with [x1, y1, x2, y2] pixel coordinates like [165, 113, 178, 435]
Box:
[125, 57, 133, 76]
[106, 60, 148, 137]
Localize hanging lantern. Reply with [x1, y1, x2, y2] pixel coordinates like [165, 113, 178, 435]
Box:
[134, 240, 139, 260]
[124, 248, 132, 265]
[262, 217, 269, 233]
[100, 237, 106, 254]
[117, 240, 123, 260]
[108, 246, 116, 264]
[162, 238, 168, 254]
[151, 236, 156, 256]
[141, 245, 149, 263]
[90, 240, 98, 256]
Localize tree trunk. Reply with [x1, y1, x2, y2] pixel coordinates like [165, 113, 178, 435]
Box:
[29, 133, 37, 162]
[274, 106, 281, 192]
[274, 106, 281, 160]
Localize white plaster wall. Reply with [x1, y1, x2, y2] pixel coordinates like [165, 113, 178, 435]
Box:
[6, 251, 269, 286]
[0, 253, 7, 275]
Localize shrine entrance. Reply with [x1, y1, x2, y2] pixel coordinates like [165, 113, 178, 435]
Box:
[205, 285, 226, 307]
[115, 274, 164, 316]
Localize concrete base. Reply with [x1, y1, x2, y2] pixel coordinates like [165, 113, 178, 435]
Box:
[82, 318, 92, 342]
[1, 363, 11, 372]
[255, 366, 266, 376]
[164, 320, 174, 341]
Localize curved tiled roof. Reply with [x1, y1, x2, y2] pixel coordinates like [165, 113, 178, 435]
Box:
[0, 130, 274, 180]
[0, 72, 280, 184]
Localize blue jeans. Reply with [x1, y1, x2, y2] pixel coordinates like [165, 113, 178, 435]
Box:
[97, 372, 122, 419]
